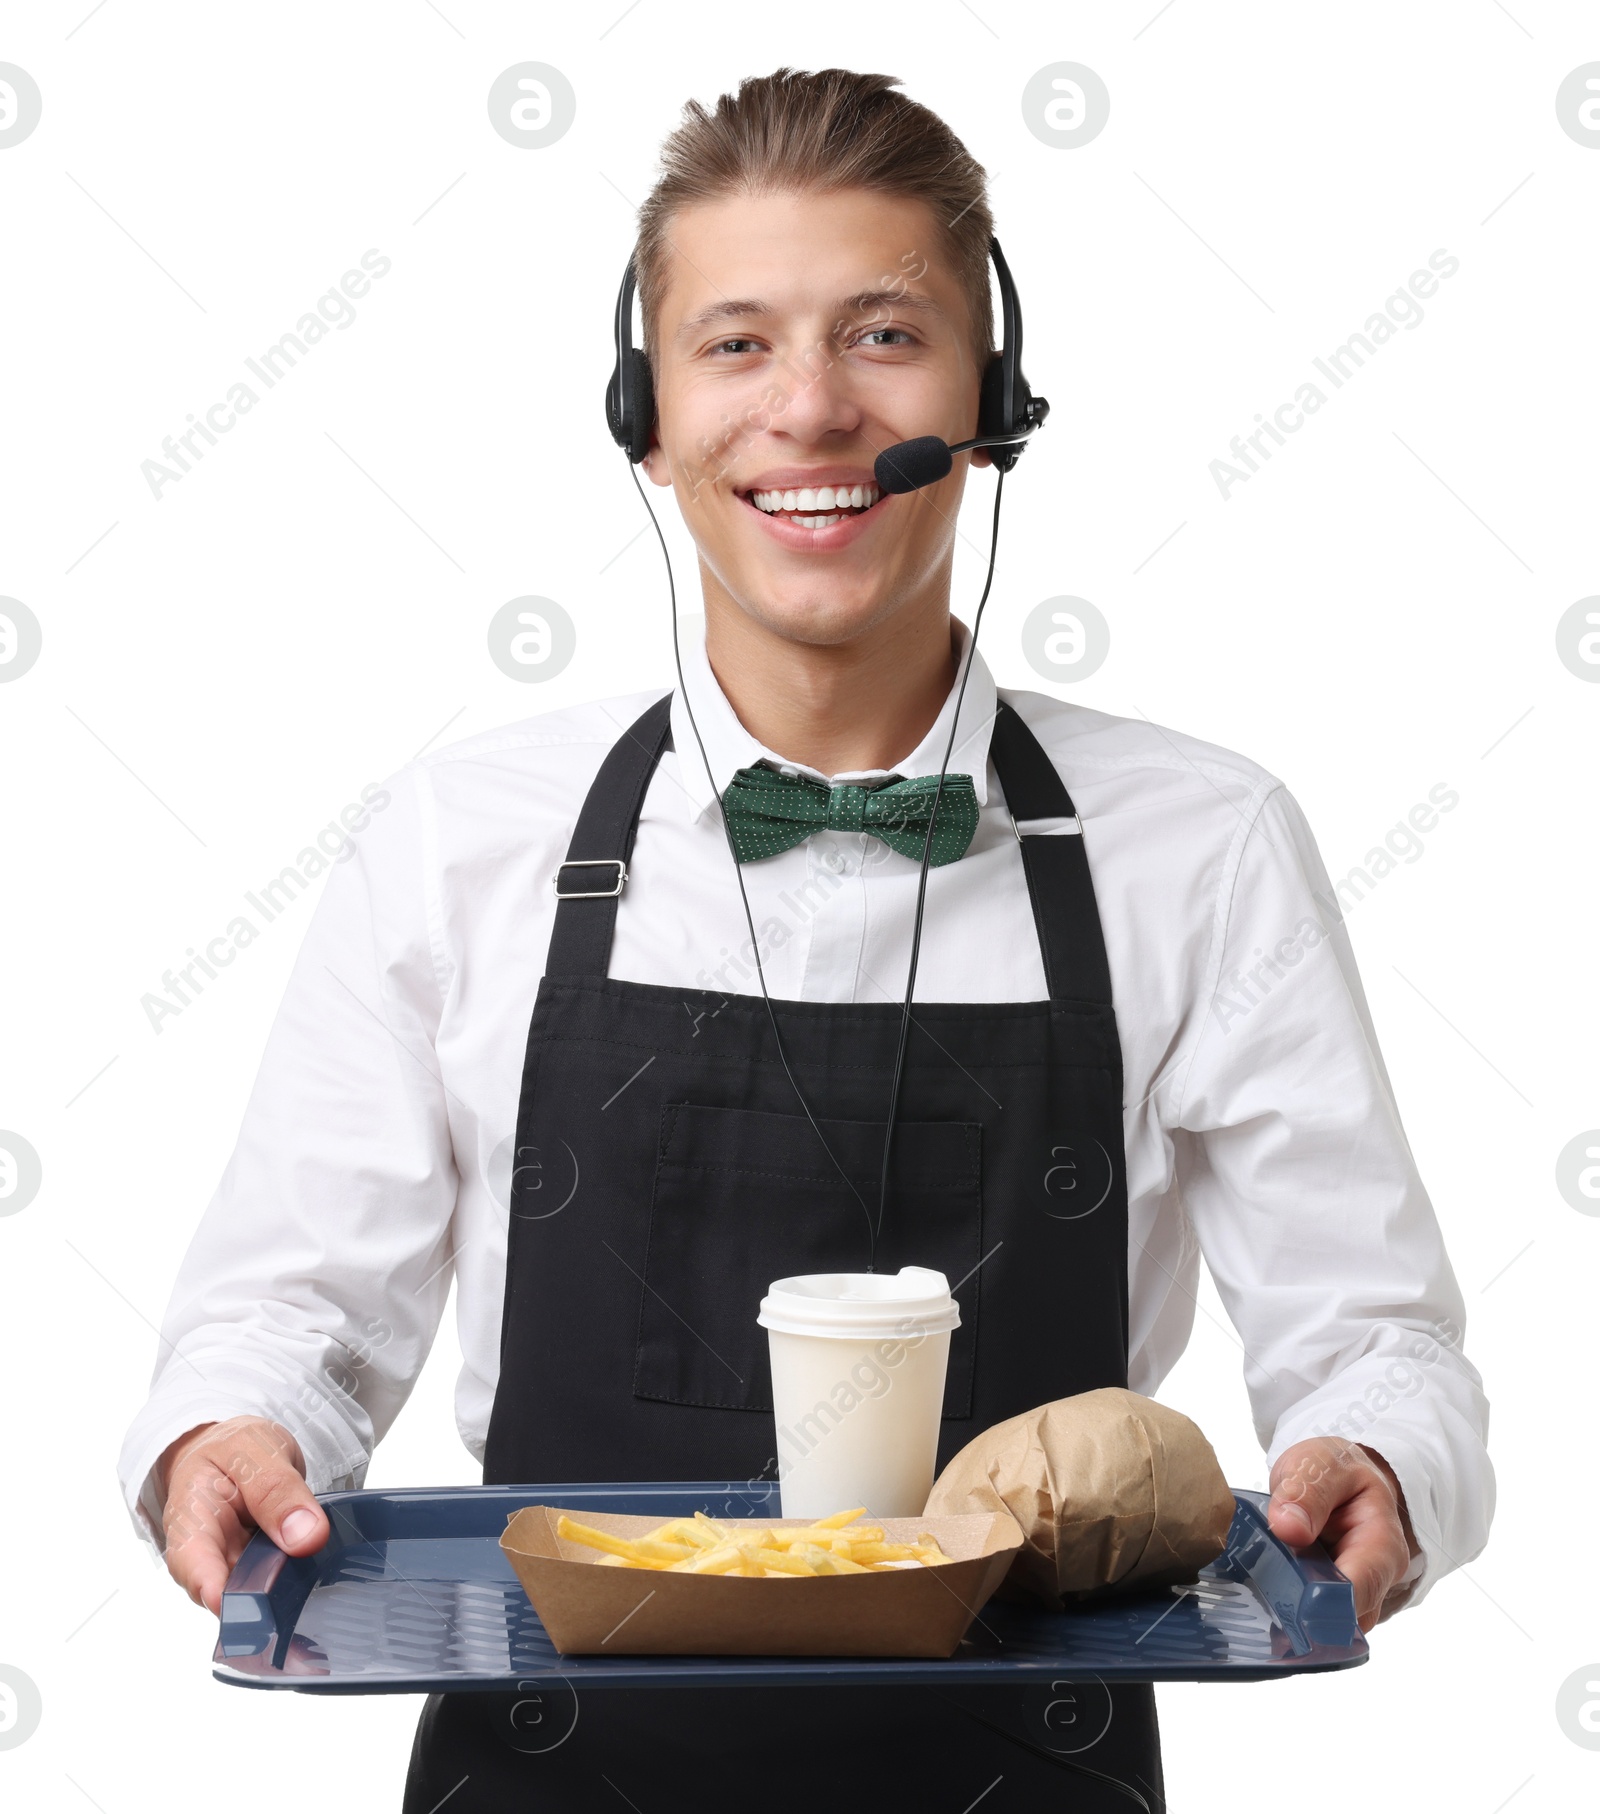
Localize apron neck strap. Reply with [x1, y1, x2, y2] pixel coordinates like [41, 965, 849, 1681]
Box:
[988, 701, 1113, 1007]
[544, 692, 673, 977]
[544, 691, 1113, 1009]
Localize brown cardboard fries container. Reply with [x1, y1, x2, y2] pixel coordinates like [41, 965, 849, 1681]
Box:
[500, 1505, 1024, 1657]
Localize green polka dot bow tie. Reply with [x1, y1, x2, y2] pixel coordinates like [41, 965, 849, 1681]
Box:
[720, 765, 980, 866]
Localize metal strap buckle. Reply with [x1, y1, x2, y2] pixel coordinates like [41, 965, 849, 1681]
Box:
[1009, 813, 1083, 841]
[553, 859, 627, 899]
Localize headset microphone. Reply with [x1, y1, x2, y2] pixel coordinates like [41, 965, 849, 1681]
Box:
[872, 236, 1051, 495]
[873, 424, 1044, 495]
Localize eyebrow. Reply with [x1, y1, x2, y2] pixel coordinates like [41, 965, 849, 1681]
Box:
[675, 288, 946, 339]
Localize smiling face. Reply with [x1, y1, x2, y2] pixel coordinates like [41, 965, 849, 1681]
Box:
[642, 187, 988, 650]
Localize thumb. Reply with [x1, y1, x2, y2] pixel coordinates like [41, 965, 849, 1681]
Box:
[1269, 1496, 1317, 1544]
[1267, 1441, 1347, 1546]
[233, 1447, 329, 1555]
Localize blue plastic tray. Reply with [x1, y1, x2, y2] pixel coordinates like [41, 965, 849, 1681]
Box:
[213, 1481, 1367, 1693]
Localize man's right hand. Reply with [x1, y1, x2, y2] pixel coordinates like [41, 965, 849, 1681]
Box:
[157, 1416, 330, 1615]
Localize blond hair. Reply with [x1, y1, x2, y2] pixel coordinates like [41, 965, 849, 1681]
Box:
[635, 68, 993, 369]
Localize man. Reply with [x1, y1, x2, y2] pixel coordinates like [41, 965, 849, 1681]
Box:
[122, 69, 1492, 1810]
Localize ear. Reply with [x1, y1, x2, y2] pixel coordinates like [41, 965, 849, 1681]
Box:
[969, 447, 994, 470]
[641, 426, 672, 488]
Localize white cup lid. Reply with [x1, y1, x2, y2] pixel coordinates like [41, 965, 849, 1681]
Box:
[757, 1266, 961, 1339]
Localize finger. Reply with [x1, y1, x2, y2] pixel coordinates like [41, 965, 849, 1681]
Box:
[1329, 1529, 1403, 1630]
[1266, 1441, 1361, 1545]
[164, 1492, 248, 1617]
[224, 1437, 329, 1555]
[1322, 1493, 1412, 1631]
[1267, 1496, 1316, 1544]
[161, 1422, 327, 1610]
[176, 1532, 232, 1618]
[173, 1418, 326, 1553]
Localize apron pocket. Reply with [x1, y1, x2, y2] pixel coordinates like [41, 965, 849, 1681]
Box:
[633, 1102, 983, 1417]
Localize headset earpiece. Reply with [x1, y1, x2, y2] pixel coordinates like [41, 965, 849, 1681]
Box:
[976, 353, 1016, 467]
[605, 258, 655, 464]
[977, 238, 1048, 473]
[612, 348, 654, 464]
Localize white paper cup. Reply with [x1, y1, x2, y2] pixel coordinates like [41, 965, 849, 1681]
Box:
[757, 1266, 961, 1519]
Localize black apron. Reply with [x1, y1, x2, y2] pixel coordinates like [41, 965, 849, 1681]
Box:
[404, 694, 1164, 1812]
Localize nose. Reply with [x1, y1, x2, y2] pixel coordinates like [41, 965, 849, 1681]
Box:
[772, 332, 864, 444]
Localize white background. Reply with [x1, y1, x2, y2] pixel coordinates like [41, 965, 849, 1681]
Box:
[2, 2, 1597, 1808]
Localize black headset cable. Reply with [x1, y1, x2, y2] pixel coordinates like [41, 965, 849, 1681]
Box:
[627, 458, 1008, 1274]
[628, 462, 879, 1250]
[873, 467, 1006, 1260]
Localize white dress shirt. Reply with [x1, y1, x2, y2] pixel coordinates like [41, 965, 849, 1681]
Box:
[118, 619, 1492, 1603]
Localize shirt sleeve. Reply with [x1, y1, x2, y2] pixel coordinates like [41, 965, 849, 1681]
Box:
[1172, 782, 1494, 1605]
[116, 763, 460, 1549]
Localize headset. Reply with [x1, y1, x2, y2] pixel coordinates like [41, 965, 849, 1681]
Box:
[606, 237, 1050, 487]
[602, 234, 1049, 1270]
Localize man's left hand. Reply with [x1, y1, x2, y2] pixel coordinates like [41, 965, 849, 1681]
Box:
[1267, 1438, 1419, 1632]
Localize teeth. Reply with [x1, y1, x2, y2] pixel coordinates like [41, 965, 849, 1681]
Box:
[748, 482, 879, 516]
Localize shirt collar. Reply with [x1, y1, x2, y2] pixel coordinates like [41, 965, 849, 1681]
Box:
[669, 617, 997, 823]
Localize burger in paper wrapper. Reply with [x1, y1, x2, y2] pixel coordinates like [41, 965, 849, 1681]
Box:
[924, 1388, 1236, 1608]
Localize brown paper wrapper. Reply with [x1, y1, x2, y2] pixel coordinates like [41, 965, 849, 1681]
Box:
[923, 1388, 1235, 1608]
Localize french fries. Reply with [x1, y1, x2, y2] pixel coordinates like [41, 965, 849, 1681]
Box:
[554, 1508, 950, 1576]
